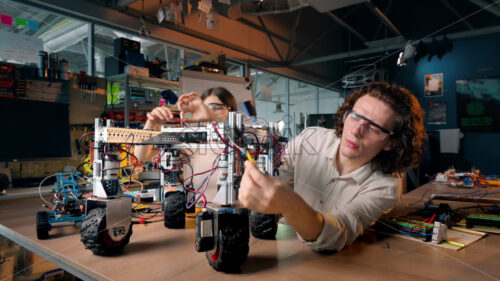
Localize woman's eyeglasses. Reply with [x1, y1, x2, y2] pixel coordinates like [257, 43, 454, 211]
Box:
[206, 103, 229, 111]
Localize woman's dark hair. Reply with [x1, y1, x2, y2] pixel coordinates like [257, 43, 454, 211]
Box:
[201, 87, 237, 111]
[335, 82, 427, 174]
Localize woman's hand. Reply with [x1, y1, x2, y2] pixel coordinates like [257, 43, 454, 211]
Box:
[144, 106, 177, 130]
[177, 92, 217, 122]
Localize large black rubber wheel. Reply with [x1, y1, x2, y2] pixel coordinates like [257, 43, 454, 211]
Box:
[164, 191, 186, 229]
[80, 207, 132, 256]
[249, 211, 279, 240]
[36, 211, 51, 240]
[207, 213, 249, 273]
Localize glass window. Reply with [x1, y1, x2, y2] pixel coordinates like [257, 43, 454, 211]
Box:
[251, 67, 344, 138]
[184, 50, 202, 69]
[289, 79, 317, 136]
[226, 60, 244, 77]
[252, 70, 286, 119]
[318, 87, 343, 114]
[0, 0, 87, 74]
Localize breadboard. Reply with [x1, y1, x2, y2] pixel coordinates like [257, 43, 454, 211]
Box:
[97, 127, 178, 145]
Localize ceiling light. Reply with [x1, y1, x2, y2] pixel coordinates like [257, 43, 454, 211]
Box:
[273, 103, 284, 114]
[397, 41, 416, 67]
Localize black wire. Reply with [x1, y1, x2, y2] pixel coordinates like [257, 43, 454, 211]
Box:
[406, 189, 432, 207]
[244, 131, 260, 146]
[182, 162, 194, 187]
[104, 144, 128, 162]
[102, 165, 137, 171]
[76, 161, 90, 174]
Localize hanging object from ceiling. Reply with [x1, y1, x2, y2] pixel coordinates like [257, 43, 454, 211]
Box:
[397, 41, 417, 67]
[273, 103, 284, 113]
[240, 0, 307, 15]
[414, 41, 429, 63]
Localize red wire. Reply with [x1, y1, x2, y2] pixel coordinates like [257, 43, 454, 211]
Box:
[153, 150, 167, 170]
[188, 189, 207, 207]
[80, 132, 95, 150]
[184, 167, 218, 185]
[423, 214, 436, 223]
[212, 122, 240, 152]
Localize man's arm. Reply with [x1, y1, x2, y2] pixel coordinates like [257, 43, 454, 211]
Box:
[239, 161, 324, 241]
[306, 180, 398, 251]
[240, 163, 398, 250]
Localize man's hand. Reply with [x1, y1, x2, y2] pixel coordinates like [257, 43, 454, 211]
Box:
[177, 92, 217, 122]
[238, 160, 294, 214]
[239, 160, 325, 242]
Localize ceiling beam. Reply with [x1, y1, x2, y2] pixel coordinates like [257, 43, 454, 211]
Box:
[373, 0, 393, 40]
[365, 0, 404, 39]
[286, 10, 302, 62]
[469, 0, 500, 18]
[237, 18, 289, 46]
[236, 17, 325, 61]
[292, 25, 500, 66]
[441, 0, 474, 30]
[289, 25, 335, 63]
[327, 11, 367, 43]
[13, 0, 285, 65]
[116, 0, 139, 7]
[290, 4, 360, 63]
[257, 16, 284, 62]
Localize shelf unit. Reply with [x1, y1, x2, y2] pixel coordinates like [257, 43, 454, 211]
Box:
[106, 73, 179, 127]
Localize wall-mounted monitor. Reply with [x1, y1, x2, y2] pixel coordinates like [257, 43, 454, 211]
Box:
[456, 78, 500, 132]
[0, 98, 71, 161]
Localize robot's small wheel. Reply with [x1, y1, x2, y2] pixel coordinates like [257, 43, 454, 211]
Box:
[80, 207, 132, 256]
[206, 213, 249, 273]
[250, 211, 279, 240]
[36, 211, 51, 240]
[164, 191, 186, 229]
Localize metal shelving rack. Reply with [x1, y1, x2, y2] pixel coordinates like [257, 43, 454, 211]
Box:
[106, 73, 179, 127]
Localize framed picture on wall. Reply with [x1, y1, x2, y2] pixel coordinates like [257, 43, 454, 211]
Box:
[427, 101, 447, 125]
[424, 73, 444, 97]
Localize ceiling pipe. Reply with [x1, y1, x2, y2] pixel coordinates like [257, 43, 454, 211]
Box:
[292, 25, 500, 66]
[468, 0, 500, 18]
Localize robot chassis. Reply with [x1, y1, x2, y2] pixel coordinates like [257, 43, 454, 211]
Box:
[80, 112, 283, 272]
[36, 172, 87, 240]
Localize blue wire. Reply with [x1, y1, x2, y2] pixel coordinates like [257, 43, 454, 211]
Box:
[477, 191, 500, 199]
[429, 189, 486, 202]
[399, 230, 432, 237]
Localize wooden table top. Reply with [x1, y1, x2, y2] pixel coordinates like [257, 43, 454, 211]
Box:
[1, 183, 500, 281]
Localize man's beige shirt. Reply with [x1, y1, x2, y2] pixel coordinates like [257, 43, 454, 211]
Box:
[278, 127, 399, 251]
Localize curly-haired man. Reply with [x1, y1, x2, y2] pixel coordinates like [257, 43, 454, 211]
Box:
[239, 82, 427, 252]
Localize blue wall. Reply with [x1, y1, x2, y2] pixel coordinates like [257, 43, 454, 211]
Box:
[391, 33, 500, 175]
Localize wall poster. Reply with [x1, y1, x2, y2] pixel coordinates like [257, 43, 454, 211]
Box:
[425, 73, 444, 97]
[427, 101, 447, 125]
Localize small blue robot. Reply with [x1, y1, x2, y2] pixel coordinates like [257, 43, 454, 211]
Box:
[36, 172, 86, 239]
